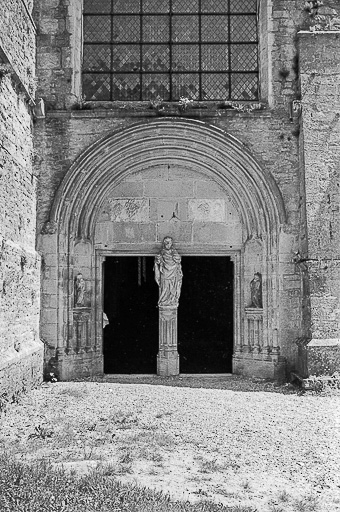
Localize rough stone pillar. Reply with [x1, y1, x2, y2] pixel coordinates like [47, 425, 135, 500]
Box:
[298, 31, 340, 375]
[157, 306, 179, 376]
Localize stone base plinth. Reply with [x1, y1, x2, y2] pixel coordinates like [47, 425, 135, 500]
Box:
[157, 351, 179, 377]
[233, 355, 286, 382]
[307, 339, 340, 376]
[55, 350, 104, 381]
[0, 340, 44, 398]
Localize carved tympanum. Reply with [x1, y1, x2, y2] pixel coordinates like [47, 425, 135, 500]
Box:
[250, 272, 262, 308]
[154, 236, 183, 307]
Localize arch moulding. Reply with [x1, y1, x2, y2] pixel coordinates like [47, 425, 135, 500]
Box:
[42, 118, 287, 381]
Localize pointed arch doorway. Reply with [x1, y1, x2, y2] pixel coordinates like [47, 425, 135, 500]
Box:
[41, 118, 287, 381]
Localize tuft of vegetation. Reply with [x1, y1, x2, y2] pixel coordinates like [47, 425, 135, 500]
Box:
[293, 494, 319, 512]
[0, 453, 256, 512]
[277, 489, 290, 503]
[198, 458, 232, 474]
[28, 425, 53, 440]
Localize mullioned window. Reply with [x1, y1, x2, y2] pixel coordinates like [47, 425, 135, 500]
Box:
[82, 0, 258, 101]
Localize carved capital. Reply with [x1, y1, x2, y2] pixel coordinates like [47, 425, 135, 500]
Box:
[41, 220, 58, 235]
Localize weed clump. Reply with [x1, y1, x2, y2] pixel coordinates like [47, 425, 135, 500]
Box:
[0, 453, 255, 512]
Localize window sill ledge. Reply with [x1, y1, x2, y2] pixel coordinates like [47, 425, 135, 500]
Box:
[43, 101, 272, 120]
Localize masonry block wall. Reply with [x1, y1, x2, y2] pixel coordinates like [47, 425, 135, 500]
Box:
[0, 0, 43, 396]
[299, 31, 340, 375]
[32, 0, 339, 379]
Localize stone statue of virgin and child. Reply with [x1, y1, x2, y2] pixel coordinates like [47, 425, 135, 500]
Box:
[154, 237, 263, 311]
[154, 237, 183, 307]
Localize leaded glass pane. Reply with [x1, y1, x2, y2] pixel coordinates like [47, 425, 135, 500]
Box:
[142, 74, 170, 100]
[142, 0, 169, 13]
[112, 16, 140, 42]
[172, 0, 199, 13]
[231, 73, 258, 100]
[202, 45, 229, 71]
[201, 0, 228, 13]
[202, 73, 229, 99]
[172, 45, 199, 71]
[82, 0, 259, 101]
[143, 16, 169, 42]
[142, 45, 170, 71]
[172, 16, 199, 42]
[112, 74, 140, 100]
[230, 15, 257, 42]
[172, 74, 200, 100]
[230, 44, 257, 71]
[230, 0, 257, 13]
[83, 45, 111, 71]
[201, 15, 228, 42]
[84, 16, 111, 43]
[112, 45, 140, 71]
[113, 0, 140, 13]
[84, 0, 111, 14]
[83, 73, 111, 100]
[143, 16, 170, 43]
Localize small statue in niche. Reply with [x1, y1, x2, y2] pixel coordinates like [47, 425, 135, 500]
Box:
[250, 272, 262, 308]
[75, 273, 86, 307]
[154, 236, 183, 307]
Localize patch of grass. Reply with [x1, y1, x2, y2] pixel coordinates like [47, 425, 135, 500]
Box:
[199, 459, 222, 473]
[28, 425, 53, 440]
[240, 480, 251, 491]
[0, 453, 247, 512]
[141, 422, 158, 431]
[293, 495, 319, 512]
[128, 430, 176, 451]
[148, 467, 158, 476]
[269, 506, 285, 512]
[149, 452, 163, 463]
[112, 410, 140, 429]
[277, 489, 290, 503]
[119, 449, 134, 464]
[192, 488, 209, 497]
[199, 458, 238, 474]
[82, 442, 99, 460]
[155, 411, 174, 419]
[48, 423, 77, 449]
[232, 508, 257, 512]
[214, 486, 241, 500]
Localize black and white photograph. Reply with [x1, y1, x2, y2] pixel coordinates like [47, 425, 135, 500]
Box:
[0, 1, 340, 510]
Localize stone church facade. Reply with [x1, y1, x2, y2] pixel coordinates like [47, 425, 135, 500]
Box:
[1, 0, 339, 394]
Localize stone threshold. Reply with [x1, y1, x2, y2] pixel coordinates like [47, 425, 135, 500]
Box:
[103, 373, 233, 379]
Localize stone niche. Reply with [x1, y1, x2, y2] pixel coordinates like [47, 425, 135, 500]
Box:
[232, 237, 286, 381]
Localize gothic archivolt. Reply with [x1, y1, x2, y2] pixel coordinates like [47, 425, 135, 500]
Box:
[40, 118, 287, 380]
[49, 118, 286, 241]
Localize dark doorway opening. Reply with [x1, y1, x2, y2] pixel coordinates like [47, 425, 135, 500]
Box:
[103, 255, 234, 374]
[103, 257, 158, 374]
[178, 257, 234, 373]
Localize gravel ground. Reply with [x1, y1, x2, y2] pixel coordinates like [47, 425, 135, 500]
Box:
[0, 376, 339, 512]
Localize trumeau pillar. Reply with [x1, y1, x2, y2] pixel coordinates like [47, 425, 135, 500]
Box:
[157, 306, 179, 376]
[154, 236, 182, 376]
[298, 30, 340, 376]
